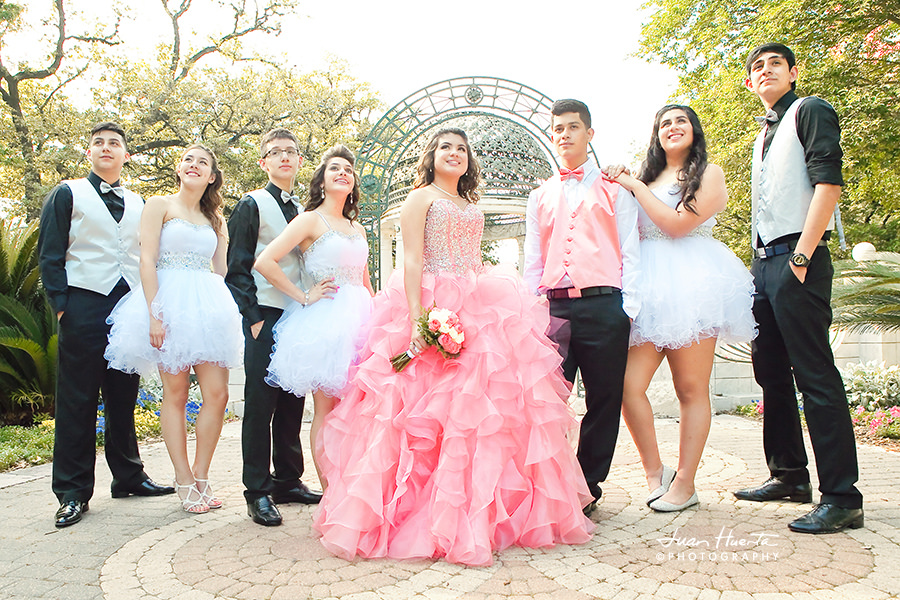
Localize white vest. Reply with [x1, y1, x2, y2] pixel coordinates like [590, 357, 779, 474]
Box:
[64, 178, 142, 295]
[248, 189, 302, 309]
[751, 97, 834, 248]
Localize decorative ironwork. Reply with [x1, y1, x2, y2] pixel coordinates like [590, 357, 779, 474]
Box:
[465, 85, 484, 105]
[355, 76, 598, 288]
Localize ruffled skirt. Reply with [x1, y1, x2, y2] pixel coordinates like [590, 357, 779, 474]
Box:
[105, 269, 243, 376]
[266, 284, 372, 398]
[630, 236, 757, 349]
[313, 266, 594, 566]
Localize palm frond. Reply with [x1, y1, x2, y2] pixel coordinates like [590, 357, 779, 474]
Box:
[833, 254, 900, 333]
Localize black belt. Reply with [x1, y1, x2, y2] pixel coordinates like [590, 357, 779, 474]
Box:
[546, 286, 619, 300]
[755, 239, 827, 259]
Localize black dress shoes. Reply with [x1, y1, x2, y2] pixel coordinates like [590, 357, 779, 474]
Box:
[788, 503, 864, 534]
[583, 487, 601, 516]
[733, 477, 812, 503]
[111, 478, 176, 498]
[272, 482, 322, 505]
[55, 500, 89, 528]
[248, 495, 283, 526]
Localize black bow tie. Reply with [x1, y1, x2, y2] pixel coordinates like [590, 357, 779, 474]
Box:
[754, 109, 779, 125]
[99, 182, 125, 198]
[281, 190, 300, 207]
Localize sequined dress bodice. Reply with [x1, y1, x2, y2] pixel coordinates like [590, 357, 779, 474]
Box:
[303, 229, 368, 285]
[422, 197, 484, 275]
[156, 218, 215, 271]
[638, 185, 715, 241]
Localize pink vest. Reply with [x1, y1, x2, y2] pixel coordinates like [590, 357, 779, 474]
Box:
[536, 176, 623, 290]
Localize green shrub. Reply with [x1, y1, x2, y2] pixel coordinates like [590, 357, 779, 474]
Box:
[840, 361, 900, 411]
[0, 218, 57, 423]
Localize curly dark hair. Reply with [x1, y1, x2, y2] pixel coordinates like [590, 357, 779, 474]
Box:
[305, 144, 360, 221]
[175, 144, 224, 232]
[413, 128, 480, 203]
[637, 104, 707, 215]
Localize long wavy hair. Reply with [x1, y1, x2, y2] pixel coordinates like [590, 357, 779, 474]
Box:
[305, 144, 360, 221]
[413, 128, 480, 203]
[176, 144, 224, 232]
[637, 105, 707, 215]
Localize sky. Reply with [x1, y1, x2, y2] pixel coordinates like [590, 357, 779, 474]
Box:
[280, 0, 679, 163]
[56, 0, 679, 165]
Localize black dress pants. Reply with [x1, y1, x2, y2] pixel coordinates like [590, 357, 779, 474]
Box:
[750, 246, 862, 508]
[241, 307, 306, 501]
[549, 292, 630, 500]
[52, 282, 146, 503]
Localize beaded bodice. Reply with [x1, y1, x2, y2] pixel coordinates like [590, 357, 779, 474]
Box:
[422, 197, 484, 275]
[638, 185, 716, 242]
[303, 229, 368, 286]
[156, 218, 215, 272]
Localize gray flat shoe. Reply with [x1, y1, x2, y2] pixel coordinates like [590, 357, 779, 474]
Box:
[646, 465, 677, 505]
[649, 492, 699, 512]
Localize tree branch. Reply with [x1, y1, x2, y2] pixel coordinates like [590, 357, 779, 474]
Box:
[15, 0, 65, 81]
[131, 139, 189, 154]
[38, 63, 89, 112]
[173, 0, 287, 82]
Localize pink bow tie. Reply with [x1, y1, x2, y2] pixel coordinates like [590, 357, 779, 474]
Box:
[559, 167, 585, 182]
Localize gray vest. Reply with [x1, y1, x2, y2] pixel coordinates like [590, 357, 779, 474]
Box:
[248, 189, 302, 309]
[751, 97, 834, 248]
[64, 178, 142, 295]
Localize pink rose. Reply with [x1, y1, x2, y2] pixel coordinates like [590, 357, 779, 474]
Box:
[445, 340, 461, 354]
[428, 319, 441, 332]
[438, 333, 452, 348]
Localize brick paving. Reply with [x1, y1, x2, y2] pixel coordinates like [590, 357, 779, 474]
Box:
[1, 414, 898, 600]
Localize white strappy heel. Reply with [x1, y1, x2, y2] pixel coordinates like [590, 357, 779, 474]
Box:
[194, 478, 222, 509]
[174, 481, 209, 514]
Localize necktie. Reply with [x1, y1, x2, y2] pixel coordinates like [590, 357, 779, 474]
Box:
[281, 190, 301, 208]
[99, 182, 125, 198]
[559, 167, 585, 182]
[753, 109, 779, 125]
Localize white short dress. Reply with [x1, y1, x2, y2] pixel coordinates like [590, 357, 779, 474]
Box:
[105, 218, 243, 375]
[265, 215, 372, 397]
[630, 185, 757, 349]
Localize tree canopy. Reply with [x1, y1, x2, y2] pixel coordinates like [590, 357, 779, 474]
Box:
[639, 0, 900, 259]
[0, 0, 381, 218]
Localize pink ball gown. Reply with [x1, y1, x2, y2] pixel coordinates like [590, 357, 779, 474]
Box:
[313, 197, 594, 566]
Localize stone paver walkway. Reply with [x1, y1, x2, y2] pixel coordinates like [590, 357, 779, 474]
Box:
[1, 415, 898, 600]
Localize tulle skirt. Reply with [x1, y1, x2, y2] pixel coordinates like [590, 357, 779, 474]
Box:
[313, 266, 594, 566]
[104, 269, 243, 376]
[266, 284, 372, 398]
[630, 235, 757, 349]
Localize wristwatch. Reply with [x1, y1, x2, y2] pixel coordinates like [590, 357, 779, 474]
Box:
[789, 252, 810, 268]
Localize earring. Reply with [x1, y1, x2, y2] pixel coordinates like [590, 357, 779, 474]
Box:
[320, 188, 325, 200]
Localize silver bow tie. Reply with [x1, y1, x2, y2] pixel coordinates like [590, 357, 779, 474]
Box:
[281, 190, 301, 207]
[99, 181, 125, 198]
[754, 109, 779, 125]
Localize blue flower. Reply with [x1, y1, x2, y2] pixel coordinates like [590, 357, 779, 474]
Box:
[137, 389, 155, 409]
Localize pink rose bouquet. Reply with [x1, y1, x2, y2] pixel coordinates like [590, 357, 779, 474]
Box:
[390, 306, 465, 372]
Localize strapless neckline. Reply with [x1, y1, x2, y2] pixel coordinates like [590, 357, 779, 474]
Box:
[163, 217, 213, 231]
[304, 228, 364, 256]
